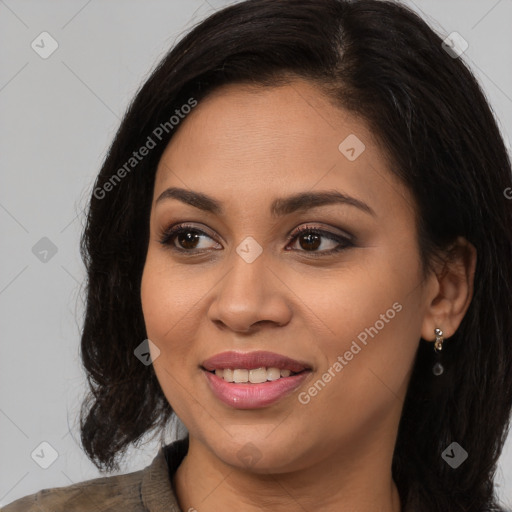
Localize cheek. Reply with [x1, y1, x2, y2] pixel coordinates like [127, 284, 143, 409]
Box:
[141, 250, 199, 340]
[293, 252, 421, 417]
[140, 261, 167, 340]
[140, 256, 194, 368]
[140, 257, 205, 425]
[140, 251, 223, 396]
[295, 257, 404, 354]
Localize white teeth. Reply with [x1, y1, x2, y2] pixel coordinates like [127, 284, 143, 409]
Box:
[233, 369, 249, 383]
[267, 367, 281, 381]
[249, 367, 267, 383]
[212, 367, 300, 383]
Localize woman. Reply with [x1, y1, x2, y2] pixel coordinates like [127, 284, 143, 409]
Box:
[4, 0, 512, 511]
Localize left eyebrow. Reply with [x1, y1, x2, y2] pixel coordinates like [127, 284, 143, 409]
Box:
[155, 187, 376, 218]
[270, 189, 376, 217]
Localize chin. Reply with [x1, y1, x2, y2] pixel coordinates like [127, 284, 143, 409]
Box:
[207, 435, 308, 474]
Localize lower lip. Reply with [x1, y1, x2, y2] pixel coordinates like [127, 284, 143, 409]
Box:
[203, 369, 311, 409]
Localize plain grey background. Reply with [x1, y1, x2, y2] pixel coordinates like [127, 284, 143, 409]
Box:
[1, 0, 511, 507]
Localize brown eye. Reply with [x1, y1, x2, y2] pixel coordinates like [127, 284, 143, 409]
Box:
[297, 231, 322, 251]
[287, 226, 354, 256]
[159, 224, 221, 252]
[176, 230, 201, 250]
[159, 223, 354, 257]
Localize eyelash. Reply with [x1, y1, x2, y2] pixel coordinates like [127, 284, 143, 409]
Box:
[158, 223, 354, 258]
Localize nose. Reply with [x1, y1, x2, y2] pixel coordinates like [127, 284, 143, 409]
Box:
[207, 252, 292, 333]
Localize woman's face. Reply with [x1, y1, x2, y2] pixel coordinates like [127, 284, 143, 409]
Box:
[141, 78, 435, 473]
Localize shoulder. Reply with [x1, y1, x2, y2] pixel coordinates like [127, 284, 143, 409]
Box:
[1, 467, 146, 512]
[1, 440, 187, 512]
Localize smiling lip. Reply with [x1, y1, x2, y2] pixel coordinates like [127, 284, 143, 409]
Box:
[201, 350, 312, 409]
[203, 369, 311, 409]
[201, 350, 311, 373]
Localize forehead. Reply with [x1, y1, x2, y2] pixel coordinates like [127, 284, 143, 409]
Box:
[156, 79, 373, 174]
[153, 80, 413, 222]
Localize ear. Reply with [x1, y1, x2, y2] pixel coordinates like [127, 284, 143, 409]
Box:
[421, 236, 477, 342]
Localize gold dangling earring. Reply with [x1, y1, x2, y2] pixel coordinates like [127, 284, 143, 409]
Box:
[432, 328, 444, 376]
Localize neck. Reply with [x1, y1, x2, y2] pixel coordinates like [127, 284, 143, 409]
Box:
[172, 434, 402, 512]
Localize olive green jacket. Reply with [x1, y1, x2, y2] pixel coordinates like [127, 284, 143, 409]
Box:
[1, 438, 189, 512]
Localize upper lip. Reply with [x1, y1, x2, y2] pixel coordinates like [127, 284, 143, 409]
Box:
[201, 351, 312, 373]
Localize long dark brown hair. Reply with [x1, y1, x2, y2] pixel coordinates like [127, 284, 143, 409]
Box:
[78, 1, 512, 510]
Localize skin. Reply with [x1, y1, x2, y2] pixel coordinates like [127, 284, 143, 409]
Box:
[140, 78, 476, 512]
